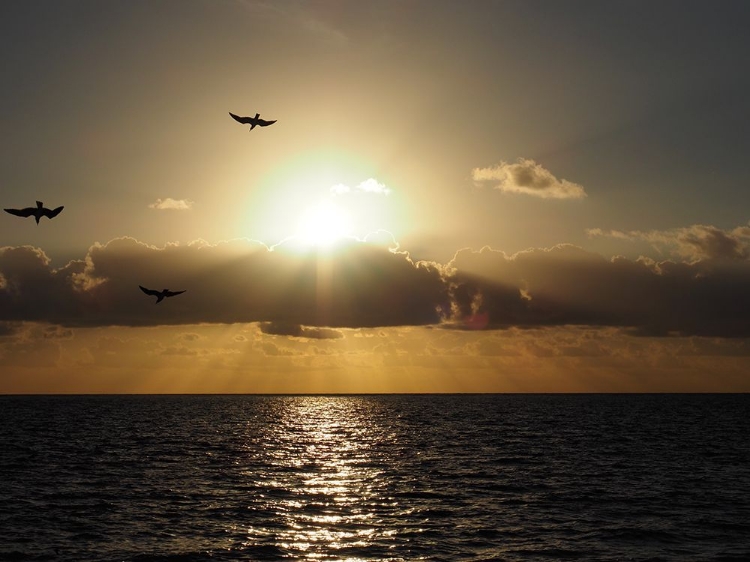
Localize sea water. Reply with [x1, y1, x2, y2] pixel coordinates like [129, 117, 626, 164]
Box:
[1, 394, 749, 561]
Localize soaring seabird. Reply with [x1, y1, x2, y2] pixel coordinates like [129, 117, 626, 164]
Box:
[229, 111, 277, 130]
[4, 201, 64, 224]
[139, 286, 186, 304]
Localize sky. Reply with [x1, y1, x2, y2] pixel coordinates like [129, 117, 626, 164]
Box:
[2, 0, 750, 393]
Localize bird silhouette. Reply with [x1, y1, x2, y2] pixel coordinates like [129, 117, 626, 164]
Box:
[139, 286, 186, 304]
[229, 111, 277, 130]
[4, 201, 64, 224]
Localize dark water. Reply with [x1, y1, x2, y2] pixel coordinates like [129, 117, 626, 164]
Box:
[1, 394, 749, 561]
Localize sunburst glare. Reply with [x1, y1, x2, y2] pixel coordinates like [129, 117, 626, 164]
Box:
[296, 201, 353, 247]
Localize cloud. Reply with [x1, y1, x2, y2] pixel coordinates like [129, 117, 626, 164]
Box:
[472, 158, 586, 199]
[160, 345, 199, 356]
[445, 244, 750, 337]
[148, 198, 194, 210]
[42, 325, 74, 339]
[0, 237, 446, 329]
[330, 178, 391, 196]
[302, 17, 349, 47]
[587, 224, 750, 261]
[237, 1, 349, 47]
[259, 322, 344, 340]
[4, 231, 750, 337]
[0, 321, 22, 337]
[176, 332, 202, 342]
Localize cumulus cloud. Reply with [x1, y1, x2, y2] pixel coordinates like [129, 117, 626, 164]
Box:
[587, 224, 750, 261]
[445, 244, 750, 337]
[472, 158, 586, 199]
[148, 198, 194, 210]
[331, 178, 391, 196]
[3, 232, 750, 337]
[0, 237, 446, 329]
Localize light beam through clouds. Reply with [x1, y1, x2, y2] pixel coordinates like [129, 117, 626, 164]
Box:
[3, 235, 750, 337]
[2, 1, 750, 393]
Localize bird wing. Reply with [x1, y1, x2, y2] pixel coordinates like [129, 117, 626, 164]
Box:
[4, 207, 35, 217]
[164, 290, 186, 298]
[229, 112, 253, 124]
[256, 119, 277, 127]
[42, 206, 64, 219]
[139, 285, 161, 297]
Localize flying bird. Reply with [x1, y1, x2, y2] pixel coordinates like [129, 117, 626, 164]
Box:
[4, 201, 64, 224]
[229, 111, 277, 130]
[139, 286, 186, 304]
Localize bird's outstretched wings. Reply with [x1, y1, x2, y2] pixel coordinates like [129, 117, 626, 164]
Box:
[139, 286, 186, 298]
[164, 290, 186, 297]
[4, 207, 35, 217]
[139, 285, 160, 297]
[42, 206, 64, 219]
[229, 112, 253, 124]
[229, 112, 277, 127]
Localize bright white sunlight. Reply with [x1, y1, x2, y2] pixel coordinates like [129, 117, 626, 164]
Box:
[296, 200, 353, 246]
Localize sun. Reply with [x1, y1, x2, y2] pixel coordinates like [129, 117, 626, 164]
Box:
[296, 201, 353, 246]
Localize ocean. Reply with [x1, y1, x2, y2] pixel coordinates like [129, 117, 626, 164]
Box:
[1, 394, 749, 561]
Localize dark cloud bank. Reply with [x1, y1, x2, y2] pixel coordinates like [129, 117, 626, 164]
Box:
[1, 236, 750, 337]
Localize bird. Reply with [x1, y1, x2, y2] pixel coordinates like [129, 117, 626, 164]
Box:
[139, 285, 186, 304]
[229, 111, 277, 130]
[4, 201, 64, 224]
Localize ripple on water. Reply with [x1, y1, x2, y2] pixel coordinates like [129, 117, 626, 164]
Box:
[1, 394, 750, 561]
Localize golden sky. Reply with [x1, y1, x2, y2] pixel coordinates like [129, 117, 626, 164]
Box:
[2, 1, 750, 392]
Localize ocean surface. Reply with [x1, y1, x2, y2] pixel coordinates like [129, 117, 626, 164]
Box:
[1, 394, 749, 561]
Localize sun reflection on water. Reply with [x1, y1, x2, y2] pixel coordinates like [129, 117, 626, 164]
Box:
[240, 397, 398, 558]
